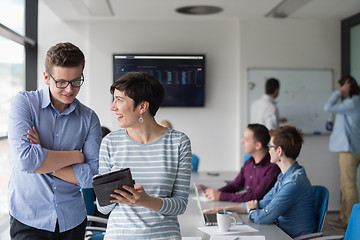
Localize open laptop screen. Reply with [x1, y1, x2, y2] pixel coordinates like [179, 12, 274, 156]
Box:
[194, 183, 218, 226]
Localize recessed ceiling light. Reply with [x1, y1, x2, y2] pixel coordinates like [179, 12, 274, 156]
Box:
[176, 6, 223, 15]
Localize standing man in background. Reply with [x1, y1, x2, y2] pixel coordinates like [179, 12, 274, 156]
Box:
[324, 75, 360, 230]
[250, 78, 287, 130]
[8, 42, 102, 239]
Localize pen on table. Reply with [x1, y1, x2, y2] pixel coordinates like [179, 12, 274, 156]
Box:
[197, 184, 207, 191]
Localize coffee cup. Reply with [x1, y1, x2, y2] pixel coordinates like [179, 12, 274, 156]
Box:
[216, 212, 237, 232]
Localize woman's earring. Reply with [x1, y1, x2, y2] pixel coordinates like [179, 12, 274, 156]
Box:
[139, 114, 143, 123]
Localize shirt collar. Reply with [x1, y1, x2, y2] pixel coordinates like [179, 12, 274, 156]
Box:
[278, 161, 300, 182]
[41, 86, 52, 109]
[41, 86, 77, 115]
[262, 94, 276, 104]
[252, 152, 271, 166]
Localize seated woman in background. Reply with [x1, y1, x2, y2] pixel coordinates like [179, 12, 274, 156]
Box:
[97, 72, 192, 240]
[204, 126, 316, 238]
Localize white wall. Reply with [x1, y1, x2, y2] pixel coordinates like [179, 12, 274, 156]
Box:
[38, 1, 341, 210]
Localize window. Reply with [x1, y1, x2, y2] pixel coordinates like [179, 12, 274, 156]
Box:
[0, 0, 37, 221]
[341, 12, 360, 81]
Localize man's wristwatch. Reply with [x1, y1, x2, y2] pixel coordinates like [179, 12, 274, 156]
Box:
[248, 208, 257, 214]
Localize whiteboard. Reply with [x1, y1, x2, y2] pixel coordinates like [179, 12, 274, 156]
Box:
[248, 68, 333, 134]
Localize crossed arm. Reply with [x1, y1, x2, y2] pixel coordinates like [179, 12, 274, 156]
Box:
[27, 126, 84, 184]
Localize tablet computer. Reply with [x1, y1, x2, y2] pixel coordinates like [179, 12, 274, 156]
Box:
[92, 168, 135, 207]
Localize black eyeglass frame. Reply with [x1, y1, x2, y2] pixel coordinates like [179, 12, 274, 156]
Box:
[267, 144, 280, 149]
[48, 72, 84, 89]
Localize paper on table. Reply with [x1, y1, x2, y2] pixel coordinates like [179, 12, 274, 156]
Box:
[198, 225, 259, 236]
[210, 236, 265, 240]
[192, 195, 212, 202]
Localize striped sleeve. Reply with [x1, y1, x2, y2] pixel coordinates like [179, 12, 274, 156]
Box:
[158, 133, 192, 215]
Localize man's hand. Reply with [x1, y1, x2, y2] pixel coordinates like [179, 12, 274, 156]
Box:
[202, 187, 221, 201]
[339, 80, 351, 98]
[27, 126, 40, 145]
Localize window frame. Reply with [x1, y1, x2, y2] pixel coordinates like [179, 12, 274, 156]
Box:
[0, 0, 37, 139]
[341, 12, 360, 76]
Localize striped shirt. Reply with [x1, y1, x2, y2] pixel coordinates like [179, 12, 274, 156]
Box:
[97, 128, 192, 240]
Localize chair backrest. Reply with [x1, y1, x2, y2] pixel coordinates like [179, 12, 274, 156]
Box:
[312, 185, 329, 233]
[243, 153, 252, 164]
[192, 154, 199, 172]
[344, 203, 360, 240]
[81, 188, 96, 216]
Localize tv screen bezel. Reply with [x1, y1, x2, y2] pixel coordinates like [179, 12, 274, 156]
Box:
[112, 53, 205, 107]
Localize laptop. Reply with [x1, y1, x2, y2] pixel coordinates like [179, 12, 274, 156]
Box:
[194, 183, 218, 226]
[193, 183, 243, 226]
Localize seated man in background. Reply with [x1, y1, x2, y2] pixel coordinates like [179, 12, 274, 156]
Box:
[198, 124, 280, 202]
[204, 126, 316, 238]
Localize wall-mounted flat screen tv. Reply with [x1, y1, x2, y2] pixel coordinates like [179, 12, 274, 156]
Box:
[113, 54, 205, 107]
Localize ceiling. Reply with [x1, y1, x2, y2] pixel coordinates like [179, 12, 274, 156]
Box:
[43, 0, 360, 21]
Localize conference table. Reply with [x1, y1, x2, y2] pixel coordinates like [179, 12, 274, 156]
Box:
[178, 171, 293, 240]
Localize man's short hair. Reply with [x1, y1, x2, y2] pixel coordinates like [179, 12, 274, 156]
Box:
[45, 42, 85, 73]
[265, 78, 280, 95]
[269, 126, 303, 160]
[110, 72, 164, 117]
[247, 124, 270, 149]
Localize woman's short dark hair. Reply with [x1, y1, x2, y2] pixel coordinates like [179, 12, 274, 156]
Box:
[45, 42, 85, 73]
[269, 126, 303, 160]
[247, 124, 270, 149]
[338, 75, 360, 97]
[110, 72, 164, 116]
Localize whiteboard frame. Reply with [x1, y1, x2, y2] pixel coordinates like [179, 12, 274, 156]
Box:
[247, 68, 334, 134]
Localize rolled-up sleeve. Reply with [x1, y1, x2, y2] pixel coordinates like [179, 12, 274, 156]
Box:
[249, 182, 300, 224]
[73, 111, 101, 188]
[8, 92, 48, 172]
[324, 91, 355, 114]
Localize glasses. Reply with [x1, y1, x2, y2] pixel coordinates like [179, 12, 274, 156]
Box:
[268, 144, 279, 149]
[48, 72, 84, 89]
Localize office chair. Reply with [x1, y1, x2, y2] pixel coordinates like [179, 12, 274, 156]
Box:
[343, 203, 360, 240]
[81, 188, 108, 240]
[191, 154, 199, 172]
[294, 185, 329, 240]
[294, 185, 344, 240]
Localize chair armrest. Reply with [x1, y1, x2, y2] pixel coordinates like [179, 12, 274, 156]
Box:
[86, 226, 107, 232]
[87, 215, 108, 224]
[306, 236, 343, 240]
[294, 232, 323, 240]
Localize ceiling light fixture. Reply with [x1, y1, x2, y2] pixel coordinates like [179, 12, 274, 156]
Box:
[176, 6, 223, 15]
[265, 0, 311, 18]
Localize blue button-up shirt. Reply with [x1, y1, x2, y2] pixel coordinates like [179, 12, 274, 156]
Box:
[323, 91, 360, 154]
[8, 86, 101, 232]
[243, 162, 316, 238]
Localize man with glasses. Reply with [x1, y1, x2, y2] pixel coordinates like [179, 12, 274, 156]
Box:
[8, 42, 102, 240]
[197, 124, 280, 202]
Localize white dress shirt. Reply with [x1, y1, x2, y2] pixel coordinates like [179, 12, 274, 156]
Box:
[250, 94, 279, 130]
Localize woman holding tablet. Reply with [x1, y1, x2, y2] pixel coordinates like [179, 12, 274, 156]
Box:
[97, 72, 192, 240]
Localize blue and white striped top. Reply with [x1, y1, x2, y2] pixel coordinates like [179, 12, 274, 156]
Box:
[97, 128, 192, 240]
